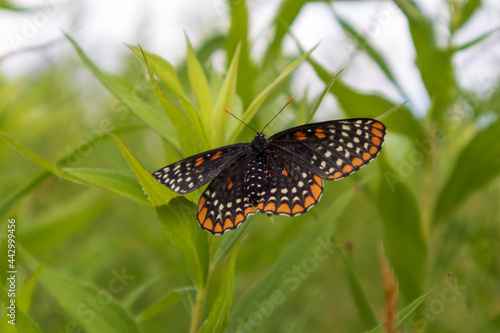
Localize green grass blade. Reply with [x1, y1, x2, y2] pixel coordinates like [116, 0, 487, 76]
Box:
[433, 120, 500, 226]
[198, 237, 243, 333]
[65, 34, 178, 148]
[377, 157, 427, 303]
[140, 47, 202, 156]
[212, 44, 240, 146]
[228, 46, 316, 142]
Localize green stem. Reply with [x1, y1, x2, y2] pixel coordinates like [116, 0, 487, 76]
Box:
[189, 284, 207, 333]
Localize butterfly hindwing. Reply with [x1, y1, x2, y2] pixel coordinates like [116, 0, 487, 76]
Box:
[152, 144, 247, 194]
[269, 118, 386, 181]
[197, 157, 255, 234]
[255, 152, 324, 216]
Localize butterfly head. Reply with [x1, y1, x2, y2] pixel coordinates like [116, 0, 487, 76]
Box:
[250, 132, 268, 154]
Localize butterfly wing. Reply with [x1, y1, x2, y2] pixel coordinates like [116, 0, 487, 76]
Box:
[268, 118, 386, 180]
[255, 151, 324, 216]
[196, 156, 255, 234]
[152, 144, 248, 194]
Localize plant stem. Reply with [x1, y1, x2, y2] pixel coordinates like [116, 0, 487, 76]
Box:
[189, 285, 207, 333]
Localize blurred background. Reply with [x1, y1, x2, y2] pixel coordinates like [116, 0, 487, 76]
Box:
[1, 0, 500, 332]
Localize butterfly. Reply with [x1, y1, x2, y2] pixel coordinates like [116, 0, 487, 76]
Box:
[152, 100, 386, 235]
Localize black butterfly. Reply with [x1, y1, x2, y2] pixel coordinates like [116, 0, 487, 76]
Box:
[152, 104, 386, 235]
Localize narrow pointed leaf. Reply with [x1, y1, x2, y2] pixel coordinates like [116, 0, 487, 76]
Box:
[65, 34, 178, 149]
[199, 238, 243, 333]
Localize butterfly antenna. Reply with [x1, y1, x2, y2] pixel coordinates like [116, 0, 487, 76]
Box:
[262, 97, 294, 133]
[225, 109, 258, 134]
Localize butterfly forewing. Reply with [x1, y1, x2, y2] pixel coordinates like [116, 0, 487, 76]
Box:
[152, 144, 247, 194]
[269, 118, 386, 181]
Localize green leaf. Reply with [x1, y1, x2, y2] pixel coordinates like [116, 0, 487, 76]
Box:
[186, 38, 213, 137]
[156, 199, 209, 289]
[0, 125, 142, 215]
[0, 287, 43, 333]
[64, 168, 150, 207]
[333, 13, 407, 99]
[212, 44, 241, 147]
[377, 157, 427, 302]
[433, 120, 500, 226]
[198, 237, 243, 333]
[228, 46, 316, 143]
[395, 1, 455, 125]
[110, 133, 176, 207]
[303, 56, 426, 142]
[128, 45, 207, 148]
[140, 47, 202, 156]
[65, 34, 178, 150]
[306, 71, 342, 124]
[366, 277, 448, 333]
[0, 131, 150, 208]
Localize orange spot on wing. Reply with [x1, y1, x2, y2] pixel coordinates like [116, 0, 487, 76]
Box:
[362, 152, 372, 160]
[371, 128, 384, 137]
[372, 122, 384, 129]
[294, 132, 308, 140]
[213, 223, 223, 234]
[228, 180, 234, 190]
[304, 195, 316, 208]
[352, 157, 363, 167]
[371, 136, 382, 146]
[211, 151, 223, 160]
[315, 129, 326, 139]
[282, 167, 289, 176]
[263, 202, 276, 212]
[223, 218, 233, 230]
[277, 203, 291, 214]
[244, 206, 255, 216]
[203, 219, 213, 231]
[195, 157, 204, 166]
[310, 184, 323, 200]
[256, 202, 264, 210]
[343, 164, 353, 173]
[331, 171, 343, 179]
[235, 214, 245, 226]
[198, 207, 208, 222]
[292, 204, 304, 214]
[313, 175, 322, 186]
[198, 197, 206, 212]
[370, 146, 378, 154]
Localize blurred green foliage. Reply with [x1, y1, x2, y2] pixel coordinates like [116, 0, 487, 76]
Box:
[1, 1, 500, 332]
